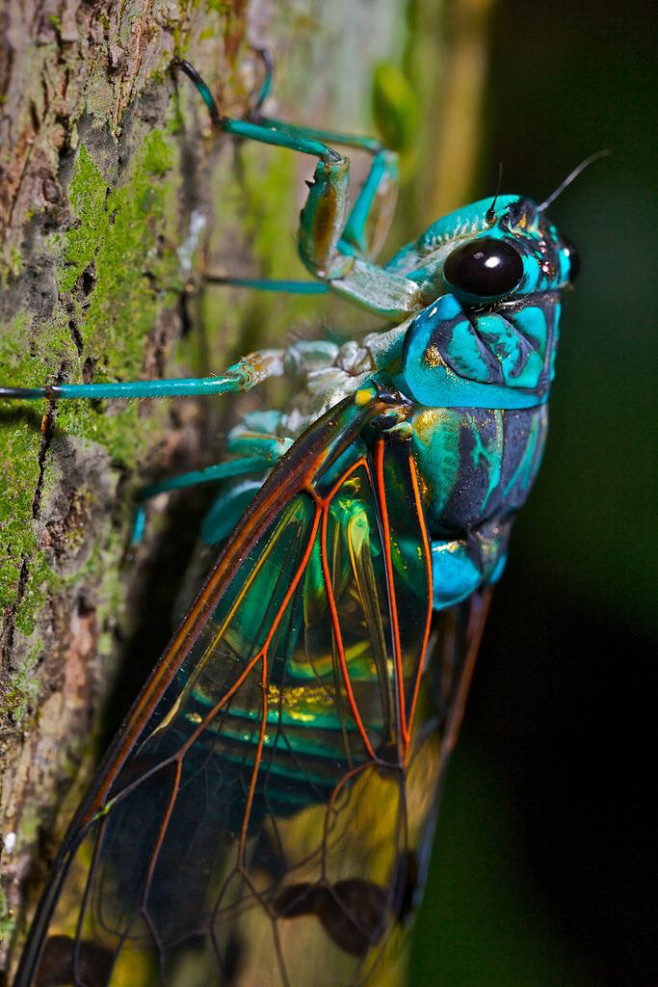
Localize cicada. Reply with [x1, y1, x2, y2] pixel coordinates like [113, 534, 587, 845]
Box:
[5, 57, 584, 987]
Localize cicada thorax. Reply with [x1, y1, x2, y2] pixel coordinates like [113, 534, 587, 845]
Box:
[409, 402, 549, 537]
[327, 195, 575, 622]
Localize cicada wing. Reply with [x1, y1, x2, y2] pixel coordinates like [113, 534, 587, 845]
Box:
[17, 398, 488, 987]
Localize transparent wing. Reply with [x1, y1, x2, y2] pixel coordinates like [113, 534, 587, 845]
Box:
[18, 398, 488, 987]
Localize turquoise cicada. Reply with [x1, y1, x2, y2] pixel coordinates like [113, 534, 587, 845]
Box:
[6, 57, 582, 987]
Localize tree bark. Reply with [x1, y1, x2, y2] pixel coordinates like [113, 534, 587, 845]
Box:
[0, 0, 491, 980]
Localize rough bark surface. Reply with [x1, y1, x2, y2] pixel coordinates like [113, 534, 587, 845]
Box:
[0, 0, 489, 979]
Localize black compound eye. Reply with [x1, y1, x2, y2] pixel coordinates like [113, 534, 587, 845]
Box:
[443, 237, 524, 298]
[562, 233, 580, 282]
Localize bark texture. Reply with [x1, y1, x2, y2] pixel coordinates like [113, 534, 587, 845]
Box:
[0, 0, 490, 979]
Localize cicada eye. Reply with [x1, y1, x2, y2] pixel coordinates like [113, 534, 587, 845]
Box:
[444, 237, 524, 298]
[561, 233, 580, 282]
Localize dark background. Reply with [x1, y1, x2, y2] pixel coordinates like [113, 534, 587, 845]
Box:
[412, 0, 657, 984]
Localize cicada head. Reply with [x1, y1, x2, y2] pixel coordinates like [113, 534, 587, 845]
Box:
[392, 195, 579, 412]
[387, 194, 578, 308]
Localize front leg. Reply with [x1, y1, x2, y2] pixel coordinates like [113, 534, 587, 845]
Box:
[173, 58, 423, 320]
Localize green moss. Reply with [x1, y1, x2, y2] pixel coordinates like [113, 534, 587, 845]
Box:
[0, 887, 16, 951]
[142, 130, 174, 176]
[46, 130, 183, 462]
[12, 554, 55, 638]
[0, 389, 43, 619]
[1, 645, 41, 722]
[0, 120, 187, 718]
[7, 245, 23, 280]
[58, 145, 108, 293]
[205, 0, 231, 13]
[16, 804, 40, 848]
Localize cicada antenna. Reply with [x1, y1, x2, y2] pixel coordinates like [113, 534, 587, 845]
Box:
[485, 161, 504, 224]
[171, 57, 223, 128]
[171, 48, 275, 127]
[537, 149, 611, 211]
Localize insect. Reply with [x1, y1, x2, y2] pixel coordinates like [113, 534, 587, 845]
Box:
[5, 55, 587, 987]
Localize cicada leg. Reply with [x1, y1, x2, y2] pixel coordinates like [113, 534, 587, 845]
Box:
[248, 46, 399, 264]
[0, 328, 349, 404]
[0, 341, 308, 402]
[203, 274, 331, 294]
[130, 455, 272, 547]
[131, 414, 293, 546]
[249, 117, 400, 264]
[172, 58, 422, 319]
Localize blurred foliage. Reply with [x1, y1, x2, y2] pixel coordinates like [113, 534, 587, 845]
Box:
[371, 63, 420, 164]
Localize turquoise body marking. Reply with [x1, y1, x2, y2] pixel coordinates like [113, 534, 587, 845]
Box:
[398, 296, 553, 410]
[409, 408, 462, 522]
[502, 412, 544, 499]
[444, 316, 493, 383]
[431, 542, 482, 609]
[510, 302, 549, 349]
[468, 411, 503, 514]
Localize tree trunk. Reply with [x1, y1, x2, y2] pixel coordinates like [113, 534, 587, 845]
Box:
[0, 0, 491, 980]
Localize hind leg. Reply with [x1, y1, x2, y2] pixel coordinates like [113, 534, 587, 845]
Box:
[130, 413, 292, 546]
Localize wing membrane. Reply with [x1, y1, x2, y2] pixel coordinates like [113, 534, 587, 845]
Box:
[19, 397, 488, 987]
